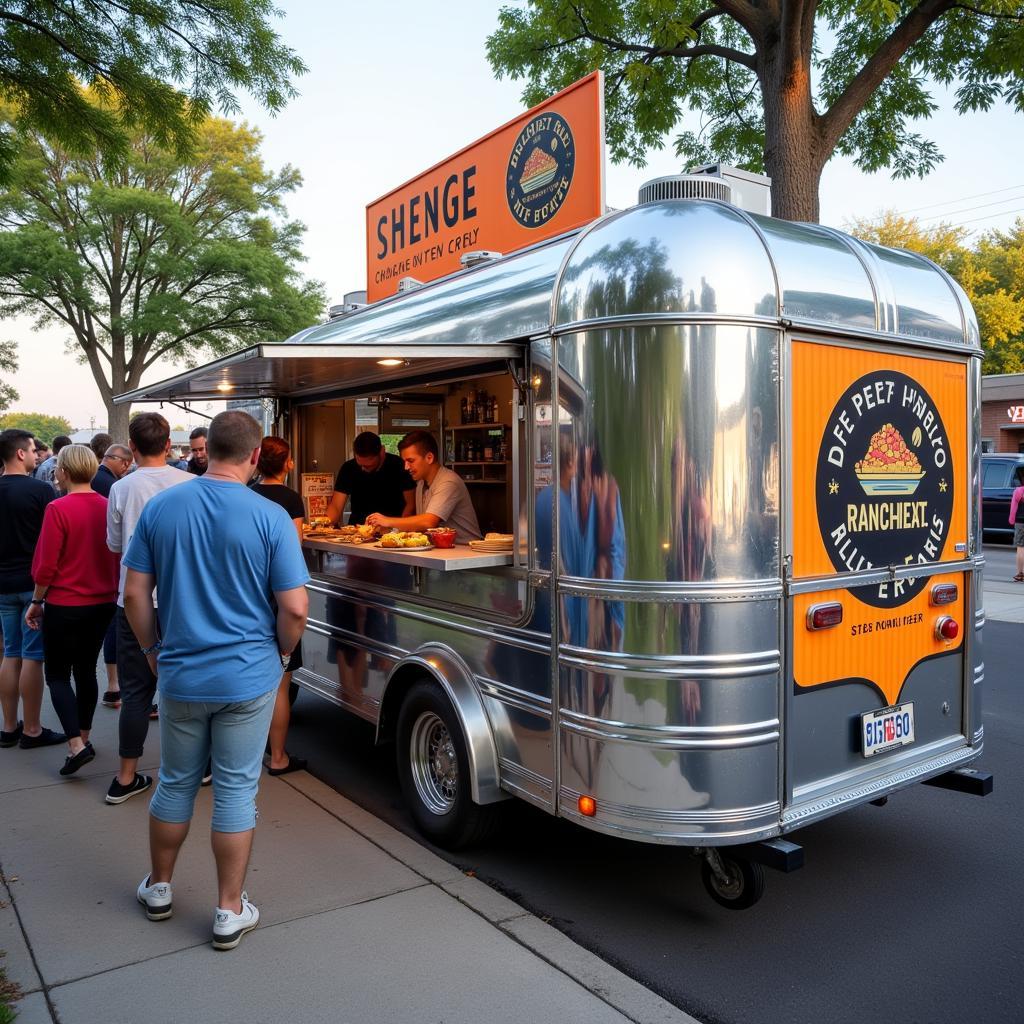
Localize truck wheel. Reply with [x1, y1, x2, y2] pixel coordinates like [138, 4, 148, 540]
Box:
[396, 680, 499, 849]
[700, 853, 765, 910]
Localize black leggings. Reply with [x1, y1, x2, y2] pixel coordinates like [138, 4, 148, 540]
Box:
[42, 602, 115, 739]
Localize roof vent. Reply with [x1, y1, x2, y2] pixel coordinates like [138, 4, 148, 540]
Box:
[638, 174, 732, 207]
[397, 276, 423, 294]
[327, 290, 368, 319]
[460, 250, 503, 269]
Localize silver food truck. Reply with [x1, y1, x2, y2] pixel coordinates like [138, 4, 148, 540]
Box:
[118, 181, 992, 909]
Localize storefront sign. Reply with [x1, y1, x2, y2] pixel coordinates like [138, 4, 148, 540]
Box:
[1008, 404, 1024, 423]
[366, 72, 604, 303]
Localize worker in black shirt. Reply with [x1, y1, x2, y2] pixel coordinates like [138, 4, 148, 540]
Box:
[325, 432, 415, 526]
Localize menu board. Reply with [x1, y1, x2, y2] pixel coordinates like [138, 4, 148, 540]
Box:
[300, 473, 335, 520]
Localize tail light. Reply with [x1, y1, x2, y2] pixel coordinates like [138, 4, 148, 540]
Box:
[578, 795, 596, 817]
[930, 583, 958, 606]
[806, 602, 843, 630]
[935, 616, 959, 642]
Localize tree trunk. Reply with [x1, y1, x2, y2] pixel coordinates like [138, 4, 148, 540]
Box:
[760, 48, 824, 223]
[105, 398, 131, 445]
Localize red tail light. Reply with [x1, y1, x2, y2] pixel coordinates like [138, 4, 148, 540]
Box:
[935, 616, 959, 641]
[807, 602, 843, 630]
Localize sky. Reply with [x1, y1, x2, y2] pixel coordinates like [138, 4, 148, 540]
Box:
[7, 2, 1024, 430]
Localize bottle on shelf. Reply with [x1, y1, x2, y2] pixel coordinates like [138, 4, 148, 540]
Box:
[460, 398, 468, 424]
[468, 396, 476, 423]
[483, 441, 494, 461]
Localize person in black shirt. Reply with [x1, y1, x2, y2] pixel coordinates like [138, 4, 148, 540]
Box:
[187, 426, 208, 476]
[252, 436, 308, 777]
[0, 429, 66, 750]
[325, 431, 415, 526]
[91, 444, 132, 497]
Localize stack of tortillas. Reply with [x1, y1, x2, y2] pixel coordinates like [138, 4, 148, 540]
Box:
[469, 533, 514, 551]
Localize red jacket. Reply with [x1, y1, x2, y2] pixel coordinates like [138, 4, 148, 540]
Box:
[31, 492, 119, 605]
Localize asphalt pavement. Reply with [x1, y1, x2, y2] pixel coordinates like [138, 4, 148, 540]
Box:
[276, 544, 1023, 1024]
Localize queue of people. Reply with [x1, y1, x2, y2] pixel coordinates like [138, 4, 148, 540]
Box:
[2, 411, 481, 950]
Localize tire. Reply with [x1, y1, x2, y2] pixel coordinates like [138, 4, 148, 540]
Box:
[396, 679, 501, 849]
[700, 855, 766, 910]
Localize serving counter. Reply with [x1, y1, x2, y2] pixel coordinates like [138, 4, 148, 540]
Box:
[302, 537, 513, 571]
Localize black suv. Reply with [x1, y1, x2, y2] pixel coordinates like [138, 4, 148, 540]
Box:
[982, 453, 1024, 539]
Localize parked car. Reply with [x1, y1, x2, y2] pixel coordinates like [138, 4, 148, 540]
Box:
[981, 453, 1024, 540]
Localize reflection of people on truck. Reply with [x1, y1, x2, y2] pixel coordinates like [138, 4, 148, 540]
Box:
[534, 431, 586, 644]
[367, 431, 482, 543]
[325, 431, 415, 526]
[578, 435, 626, 654]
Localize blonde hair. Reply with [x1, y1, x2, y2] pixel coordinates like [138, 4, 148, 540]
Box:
[57, 443, 98, 484]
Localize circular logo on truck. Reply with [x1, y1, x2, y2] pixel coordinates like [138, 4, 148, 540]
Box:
[816, 370, 953, 608]
[506, 111, 575, 228]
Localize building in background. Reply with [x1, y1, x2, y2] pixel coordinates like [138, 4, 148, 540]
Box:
[981, 373, 1024, 453]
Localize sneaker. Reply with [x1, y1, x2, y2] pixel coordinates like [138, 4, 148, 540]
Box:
[149, 704, 159, 720]
[0, 721, 23, 748]
[101, 691, 122, 709]
[137, 874, 173, 921]
[19, 726, 67, 749]
[106, 773, 153, 805]
[59, 742, 96, 777]
[200, 760, 213, 787]
[212, 893, 259, 950]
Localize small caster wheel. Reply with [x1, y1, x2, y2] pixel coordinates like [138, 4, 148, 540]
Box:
[701, 852, 766, 910]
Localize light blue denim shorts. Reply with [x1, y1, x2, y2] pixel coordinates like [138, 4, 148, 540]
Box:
[0, 591, 44, 661]
[149, 689, 276, 833]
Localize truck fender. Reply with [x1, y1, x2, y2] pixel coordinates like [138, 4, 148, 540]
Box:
[377, 643, 507, 805]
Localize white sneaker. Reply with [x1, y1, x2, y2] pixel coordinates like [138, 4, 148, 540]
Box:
[211, 893, 259, 950]
[137, 875, 173, 921]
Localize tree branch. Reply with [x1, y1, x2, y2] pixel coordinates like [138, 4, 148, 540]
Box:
[820, 0, 957, 153]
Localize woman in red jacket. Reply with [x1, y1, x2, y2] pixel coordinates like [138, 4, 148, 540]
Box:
[25, 444, 119, 776]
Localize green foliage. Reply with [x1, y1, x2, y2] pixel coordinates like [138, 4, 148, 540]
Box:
[0, 337, 16, 412]
[0, 98, 326, 434]
[0, 409, 72, 441]
[0, 1, 306, 187]
[847, 211, 1024, 372]
[487, 1, 1024, 218]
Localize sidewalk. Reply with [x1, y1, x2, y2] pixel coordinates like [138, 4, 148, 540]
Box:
[982, 577, 1024, 623]
[0, 707, 694, 1024]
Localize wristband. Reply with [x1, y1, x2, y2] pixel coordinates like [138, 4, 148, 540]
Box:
[30, 599, 44, 606]
[140, 640, 162, 656]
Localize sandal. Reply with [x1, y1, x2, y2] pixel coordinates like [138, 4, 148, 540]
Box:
[1014, 573, 1024, 583]
[267, 754, 308, 777]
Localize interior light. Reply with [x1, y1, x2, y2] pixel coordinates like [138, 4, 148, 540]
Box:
[377, 358, 404, 367]
[530, 374, 543, 390]
[216, 382, 234, 393]
[578, 795, 596, 817]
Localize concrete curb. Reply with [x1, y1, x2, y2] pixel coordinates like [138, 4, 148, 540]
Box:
[284, 773, 698, 1024]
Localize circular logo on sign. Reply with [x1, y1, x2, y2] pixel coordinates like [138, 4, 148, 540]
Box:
[506, 111, 575, 228]
[816, 370, 953, 608]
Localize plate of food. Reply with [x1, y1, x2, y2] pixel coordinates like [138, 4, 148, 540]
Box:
[468, 532, 514, 552]
[376, 531, 433, 550]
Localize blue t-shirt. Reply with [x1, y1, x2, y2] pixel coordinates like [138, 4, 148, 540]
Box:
[123, 476, 309, 702]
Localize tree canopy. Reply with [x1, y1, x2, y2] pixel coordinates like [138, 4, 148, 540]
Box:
[0, 338, 16, 412]
[0, 409, 72, 440]
[487, 1, 1024, 222]
[0, 1, 306, 188]
[848, 211, 1024, 372]
[0, 99, 326, 441]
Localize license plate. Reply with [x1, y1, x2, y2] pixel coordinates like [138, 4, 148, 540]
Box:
[861, 702, 915, 758]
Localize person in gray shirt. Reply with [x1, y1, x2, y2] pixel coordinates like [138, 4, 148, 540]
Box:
[35, 435, 72, 492]
[367, 431, 482, 543]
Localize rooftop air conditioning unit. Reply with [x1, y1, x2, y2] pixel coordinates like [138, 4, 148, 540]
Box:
[638, 174, 732, 207]
[327, 290, 368, 319]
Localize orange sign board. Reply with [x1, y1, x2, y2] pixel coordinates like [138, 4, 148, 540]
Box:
[790, 341, 968, 705]
[365, 72, 604, 303]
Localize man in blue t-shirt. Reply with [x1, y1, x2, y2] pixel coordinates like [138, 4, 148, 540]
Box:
[123, 410, 309, 950]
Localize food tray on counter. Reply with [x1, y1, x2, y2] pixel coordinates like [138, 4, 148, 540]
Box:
[302, 537, 514, 571]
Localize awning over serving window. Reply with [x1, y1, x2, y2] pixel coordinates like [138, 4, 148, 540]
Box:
[113, 342, 523, 405]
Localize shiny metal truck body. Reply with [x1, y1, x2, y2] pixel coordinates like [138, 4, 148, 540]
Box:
[117, 199, 986, 870]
